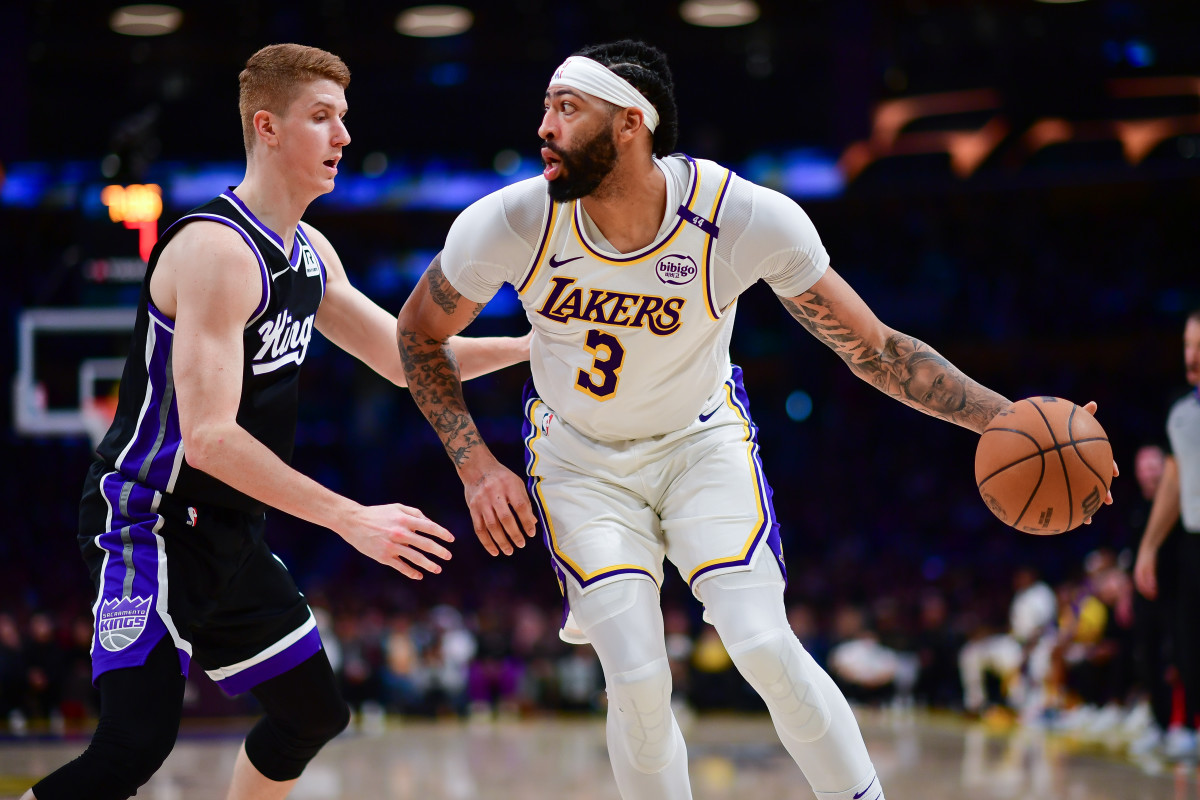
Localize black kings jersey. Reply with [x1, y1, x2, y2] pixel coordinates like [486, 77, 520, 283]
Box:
[96, 190, 327, 513]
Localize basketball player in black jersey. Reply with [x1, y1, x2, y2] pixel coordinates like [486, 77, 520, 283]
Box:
[24, 44, 528, 800]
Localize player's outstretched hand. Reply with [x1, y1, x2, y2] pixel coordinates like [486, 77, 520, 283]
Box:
[1080, 400, 1119, 524]
[339, 503, 454, 579]
[463, 463, 538, 557]
[1133, 547, 1158, 600]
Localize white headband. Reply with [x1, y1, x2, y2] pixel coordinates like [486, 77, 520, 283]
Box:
[549, 56, 659, 133]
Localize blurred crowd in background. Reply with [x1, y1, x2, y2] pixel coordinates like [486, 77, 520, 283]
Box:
[3, 0, 1200, 774]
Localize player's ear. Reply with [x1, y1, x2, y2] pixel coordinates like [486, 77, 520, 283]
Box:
[616, 108, 645, 142]
[253, 110, 278, 148]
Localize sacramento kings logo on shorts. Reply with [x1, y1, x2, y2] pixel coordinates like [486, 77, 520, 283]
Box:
[97, 596, 152, 652]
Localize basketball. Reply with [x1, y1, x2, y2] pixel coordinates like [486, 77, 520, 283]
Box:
[974, 396, 1112, 534]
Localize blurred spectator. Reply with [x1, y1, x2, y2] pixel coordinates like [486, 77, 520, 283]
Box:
[336, 608, 387, 718]
[22, 612, 66, 734]
[788, 602, 830, 671]
[556, 644, 603, 712]
[468, 605, 521, 717]
[1053, 550, 1136, 735]
[0, 614, 27, 734]
[912, 591, 964, 710]
[510, 603, 565, 713]
[58, 614, 99, 724]
[688, 626, 744, 710]
[828, 603, 919, 707]
[383, 614, 422, 714]
[422, 605, 475, 717]
[662, 605, 694, 708]
[958, 566, 1056, 719]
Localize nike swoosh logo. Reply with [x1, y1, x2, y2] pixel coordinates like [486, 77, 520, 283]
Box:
[853, 776, 877, 799]
[548, 254, 583, 269]
[698, 408, 718, 423]
[271, 267, 289, 280]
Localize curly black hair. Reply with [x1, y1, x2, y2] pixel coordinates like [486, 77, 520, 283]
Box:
[571, 40, 679, 158]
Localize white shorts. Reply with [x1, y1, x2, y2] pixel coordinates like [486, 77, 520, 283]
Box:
[520, 366, 785, 643]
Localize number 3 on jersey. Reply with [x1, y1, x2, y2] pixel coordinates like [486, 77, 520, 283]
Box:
[575, 329, 626, 400]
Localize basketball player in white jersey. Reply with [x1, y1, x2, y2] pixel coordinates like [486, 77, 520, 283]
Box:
[24, 44, 528, 800]
[396, 40, 1113, 800]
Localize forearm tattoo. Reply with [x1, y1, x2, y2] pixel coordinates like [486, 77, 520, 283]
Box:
[779, 292, 1010, 432]
[397, 258, 487, 467]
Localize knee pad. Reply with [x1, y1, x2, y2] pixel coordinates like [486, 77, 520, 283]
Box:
[607, 656, 677, 773]
[245, 651, 351, 782]
[726, 627, 831, 743]
[245, 697, 350, 782]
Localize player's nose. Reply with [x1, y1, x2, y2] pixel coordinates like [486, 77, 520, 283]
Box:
[538, 111, 555, 141]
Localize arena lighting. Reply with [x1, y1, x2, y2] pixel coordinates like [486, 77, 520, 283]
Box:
[395, 5, 474, 37]
[109, 5, 182, 36]
[680, 0, 760, 28]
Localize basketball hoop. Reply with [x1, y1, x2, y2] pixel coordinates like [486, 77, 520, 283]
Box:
[82, 395, 119, 451]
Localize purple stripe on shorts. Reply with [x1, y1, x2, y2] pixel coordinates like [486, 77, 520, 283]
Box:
[214, 624, 323, 696]
[687, 366, 785, 589]
[91, 474, 182, 683]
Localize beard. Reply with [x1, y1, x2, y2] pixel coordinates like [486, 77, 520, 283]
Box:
[544, 125, 618, 202]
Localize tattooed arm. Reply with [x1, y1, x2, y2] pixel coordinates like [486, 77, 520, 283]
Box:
[396, 253, 538, 556]
[779, 267, 1011, 432]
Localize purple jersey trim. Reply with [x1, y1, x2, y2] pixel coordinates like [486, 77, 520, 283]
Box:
[213, 624, 323, 696]
[702, 168, 735, 320]
[221, 189, 301, 269]
[167, 212, 273, 323]
[571, 156, 699, 264]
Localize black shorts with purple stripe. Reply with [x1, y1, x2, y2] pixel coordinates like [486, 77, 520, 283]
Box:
[78, 458, 322, 695]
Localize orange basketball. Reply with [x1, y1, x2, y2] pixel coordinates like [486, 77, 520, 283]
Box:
[974, 397, 1113, 534]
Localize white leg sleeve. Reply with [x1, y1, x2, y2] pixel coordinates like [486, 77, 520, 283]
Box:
[697, 559, 884, 799]
[568, 578, 693, 800]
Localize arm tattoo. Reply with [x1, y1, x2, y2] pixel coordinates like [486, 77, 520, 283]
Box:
[779, 292, 1010, 432]
[426, 257, 462, 317]
[397, 260, 488, 467]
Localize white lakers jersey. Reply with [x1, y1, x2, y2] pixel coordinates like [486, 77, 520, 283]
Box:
[443, 154, 830, 441]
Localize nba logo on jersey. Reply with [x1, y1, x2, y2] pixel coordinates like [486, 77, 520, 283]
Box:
[187, 507, 197, 527]
[302, 247, 320, 278]
[97, 596, 152, 652]
[541, 412, 555, 436]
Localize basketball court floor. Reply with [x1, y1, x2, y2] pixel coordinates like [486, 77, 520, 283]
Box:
[0, 710, 1189, 799]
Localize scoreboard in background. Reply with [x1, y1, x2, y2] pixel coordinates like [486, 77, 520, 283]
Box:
[100, 183, 162, 262]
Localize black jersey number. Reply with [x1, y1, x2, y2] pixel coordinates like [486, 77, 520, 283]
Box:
[575, 329, 626, 400]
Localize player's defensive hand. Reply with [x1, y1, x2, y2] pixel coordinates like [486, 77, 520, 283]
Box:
[1080, 400, 1119, 524]
[1133, 547, 1158, 600]
[339, 503, 454, 579]
[462, 463, 538, 557]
